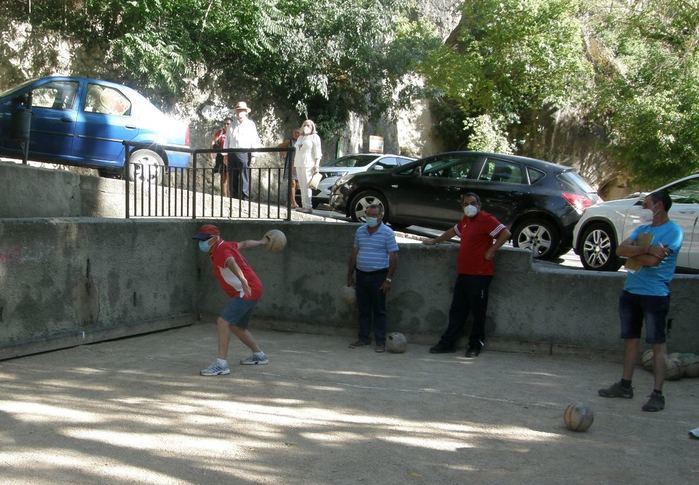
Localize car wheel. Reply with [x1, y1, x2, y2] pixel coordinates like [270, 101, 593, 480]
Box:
[512, 218, 560, 261]
[579, 222, 622, 271]
[129, 149, 164, 185]
[350, 190, 388, 222]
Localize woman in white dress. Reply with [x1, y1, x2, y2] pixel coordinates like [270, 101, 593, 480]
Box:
[293, 119, 322, 213]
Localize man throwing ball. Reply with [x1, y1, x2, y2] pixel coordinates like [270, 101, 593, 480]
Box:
[193, 224, 269, 375]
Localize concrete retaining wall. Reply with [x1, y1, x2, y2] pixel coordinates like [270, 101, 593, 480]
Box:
[0, 219, 196, 359]
[0, 162, 125, 218]
[2, 218, 698, 359]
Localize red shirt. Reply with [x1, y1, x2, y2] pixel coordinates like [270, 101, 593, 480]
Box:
[454, 210, 507, 276]
[212, 128, 226, 149]
[210, 240, 263, 300]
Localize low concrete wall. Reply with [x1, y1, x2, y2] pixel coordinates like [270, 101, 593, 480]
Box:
[194, 221, 699, 354]
[0, 162, 125, 218]
[3, 219, 698, 359]
[0, 219, 197, 359]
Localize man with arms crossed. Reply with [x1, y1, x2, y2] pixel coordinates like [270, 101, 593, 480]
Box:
[598, 190, 683, 412]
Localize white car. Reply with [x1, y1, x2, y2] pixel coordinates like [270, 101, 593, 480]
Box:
[573, 173, 699, 271]
[307, 153, 415, 207]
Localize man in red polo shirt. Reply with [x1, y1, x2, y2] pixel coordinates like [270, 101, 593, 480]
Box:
[423, 192, 511, 357]
[193, 224, 269, 375]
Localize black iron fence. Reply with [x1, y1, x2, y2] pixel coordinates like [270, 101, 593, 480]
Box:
[123, 141, 294, 220]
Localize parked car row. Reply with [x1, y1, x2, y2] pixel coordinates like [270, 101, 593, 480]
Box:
[0, 76, 190, 181]
[329, 151, 600, 260]
[573, 173, 699, 272]
[302, 153, 415, 207]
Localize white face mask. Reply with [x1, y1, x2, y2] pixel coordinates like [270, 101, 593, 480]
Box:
[464, 204, 478, 218]
[640, 208, 654, 223]
[365, 216, 379, 227]
[302, 126, 311, 135]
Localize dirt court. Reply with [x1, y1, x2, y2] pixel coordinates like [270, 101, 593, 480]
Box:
[0, 324, 697, 484]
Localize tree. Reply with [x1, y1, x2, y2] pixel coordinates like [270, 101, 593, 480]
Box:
[1, 0, 439, 137]
[421, 0, 589, 151]
[586, 0, 699, 185]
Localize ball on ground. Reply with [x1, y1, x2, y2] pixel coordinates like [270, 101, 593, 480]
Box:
[641, 348, 654, 372]
[683, 355, 699, 378]
[386, 332, 407, 353]
[341, 285, 356, 305]
[264, 229, 287, 252]
[563, 402, 594, 432]
[664, 355, 683, 380]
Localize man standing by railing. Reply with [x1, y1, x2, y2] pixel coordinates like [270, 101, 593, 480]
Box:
[225, 101, 261, 200]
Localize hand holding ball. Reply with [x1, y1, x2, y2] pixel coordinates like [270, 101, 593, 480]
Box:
[341, 285, 357, 305]
[264, 229, 287, 252]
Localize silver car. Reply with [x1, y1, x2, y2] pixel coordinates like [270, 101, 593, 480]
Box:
[307, 153, 415, 207]
[573, 173, 699, 271]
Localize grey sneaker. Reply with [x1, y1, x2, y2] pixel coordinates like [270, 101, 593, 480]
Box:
[642, 392, 665, 412]
[200, 361, 230, 376]
[240, 352, 269, 365]
[598, 381, 633, 399]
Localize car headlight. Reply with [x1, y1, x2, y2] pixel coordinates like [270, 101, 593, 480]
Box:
[336, 173, 354, 186]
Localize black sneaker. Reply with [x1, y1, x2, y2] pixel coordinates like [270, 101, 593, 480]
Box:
[642, 392, 665, 412]
[465, 346, 482, 358]
[349, 340, 370, 349]
[598, 381, 633, 399]
[429, 343, 455, 354]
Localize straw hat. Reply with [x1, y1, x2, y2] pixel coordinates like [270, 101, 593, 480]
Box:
[234, 101, 251, 113]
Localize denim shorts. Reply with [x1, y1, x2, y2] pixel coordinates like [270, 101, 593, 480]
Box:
[619, 291, 669, 344]
[221, 298, 258, 329]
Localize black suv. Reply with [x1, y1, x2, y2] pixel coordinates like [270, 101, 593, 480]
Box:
[330, 151, 599, 260]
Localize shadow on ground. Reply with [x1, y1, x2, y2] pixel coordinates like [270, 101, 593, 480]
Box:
[0, 324, 697, 484]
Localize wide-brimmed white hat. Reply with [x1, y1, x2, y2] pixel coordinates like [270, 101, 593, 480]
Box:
[234, 101, 251, 113]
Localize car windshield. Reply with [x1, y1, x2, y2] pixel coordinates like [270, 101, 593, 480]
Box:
[558, 170, 596, 194]
[322, 155, 378, 168]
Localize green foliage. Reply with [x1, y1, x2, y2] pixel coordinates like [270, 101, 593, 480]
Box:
[1, 0, 440, 136]
[463, 115, 514, 153]
[587, 0, 699, 185]
[422, 0, 589, 130]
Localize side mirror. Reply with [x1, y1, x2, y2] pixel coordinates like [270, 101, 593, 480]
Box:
[372, 165, 384, 171]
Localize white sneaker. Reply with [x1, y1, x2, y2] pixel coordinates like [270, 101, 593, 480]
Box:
[240, 352, 269, 365]
[200, 361, 231, 376]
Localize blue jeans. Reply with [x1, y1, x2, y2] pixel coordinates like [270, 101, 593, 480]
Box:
[439, 274, 492, 348]
[355, 269, 388, 345]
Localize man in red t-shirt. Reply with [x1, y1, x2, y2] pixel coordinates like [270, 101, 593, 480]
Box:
[423, 192, 511, 357]
[193, 224, 269, 375]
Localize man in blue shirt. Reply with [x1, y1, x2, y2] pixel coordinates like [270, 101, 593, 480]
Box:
[347, 204, 399, 352]
[598, 190, 683, 412]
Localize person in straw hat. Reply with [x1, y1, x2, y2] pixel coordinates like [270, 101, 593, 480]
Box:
[224, 101, 261, 200]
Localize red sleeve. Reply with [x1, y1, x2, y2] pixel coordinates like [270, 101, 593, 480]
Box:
[213, 242, 237, 267]
[454, 217, 466, 237]
[483, 213, 506, 236]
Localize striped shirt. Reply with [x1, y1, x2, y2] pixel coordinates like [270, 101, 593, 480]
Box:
[354, 223, 399, 272]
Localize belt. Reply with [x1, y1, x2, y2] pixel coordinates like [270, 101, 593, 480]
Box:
[356, 268, 388, 275]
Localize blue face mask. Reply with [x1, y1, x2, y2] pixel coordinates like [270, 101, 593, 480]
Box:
[365, 216, 379, 228]
[199, 239, 211, 252]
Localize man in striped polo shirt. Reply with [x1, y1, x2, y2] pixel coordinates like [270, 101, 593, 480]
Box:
[424, 192, 511, 357]
[347, 204, 399, 353]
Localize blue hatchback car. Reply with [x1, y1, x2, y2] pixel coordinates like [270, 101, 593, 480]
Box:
[0, 76, 190, 177]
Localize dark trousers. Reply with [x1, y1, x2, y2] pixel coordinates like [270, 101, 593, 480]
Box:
[228, 152, 250, 199]
[439, 274, 492, 348]
[356, 269, 388, 345]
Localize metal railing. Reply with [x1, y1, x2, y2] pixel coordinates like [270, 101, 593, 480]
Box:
[123, 142, 294, 220]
